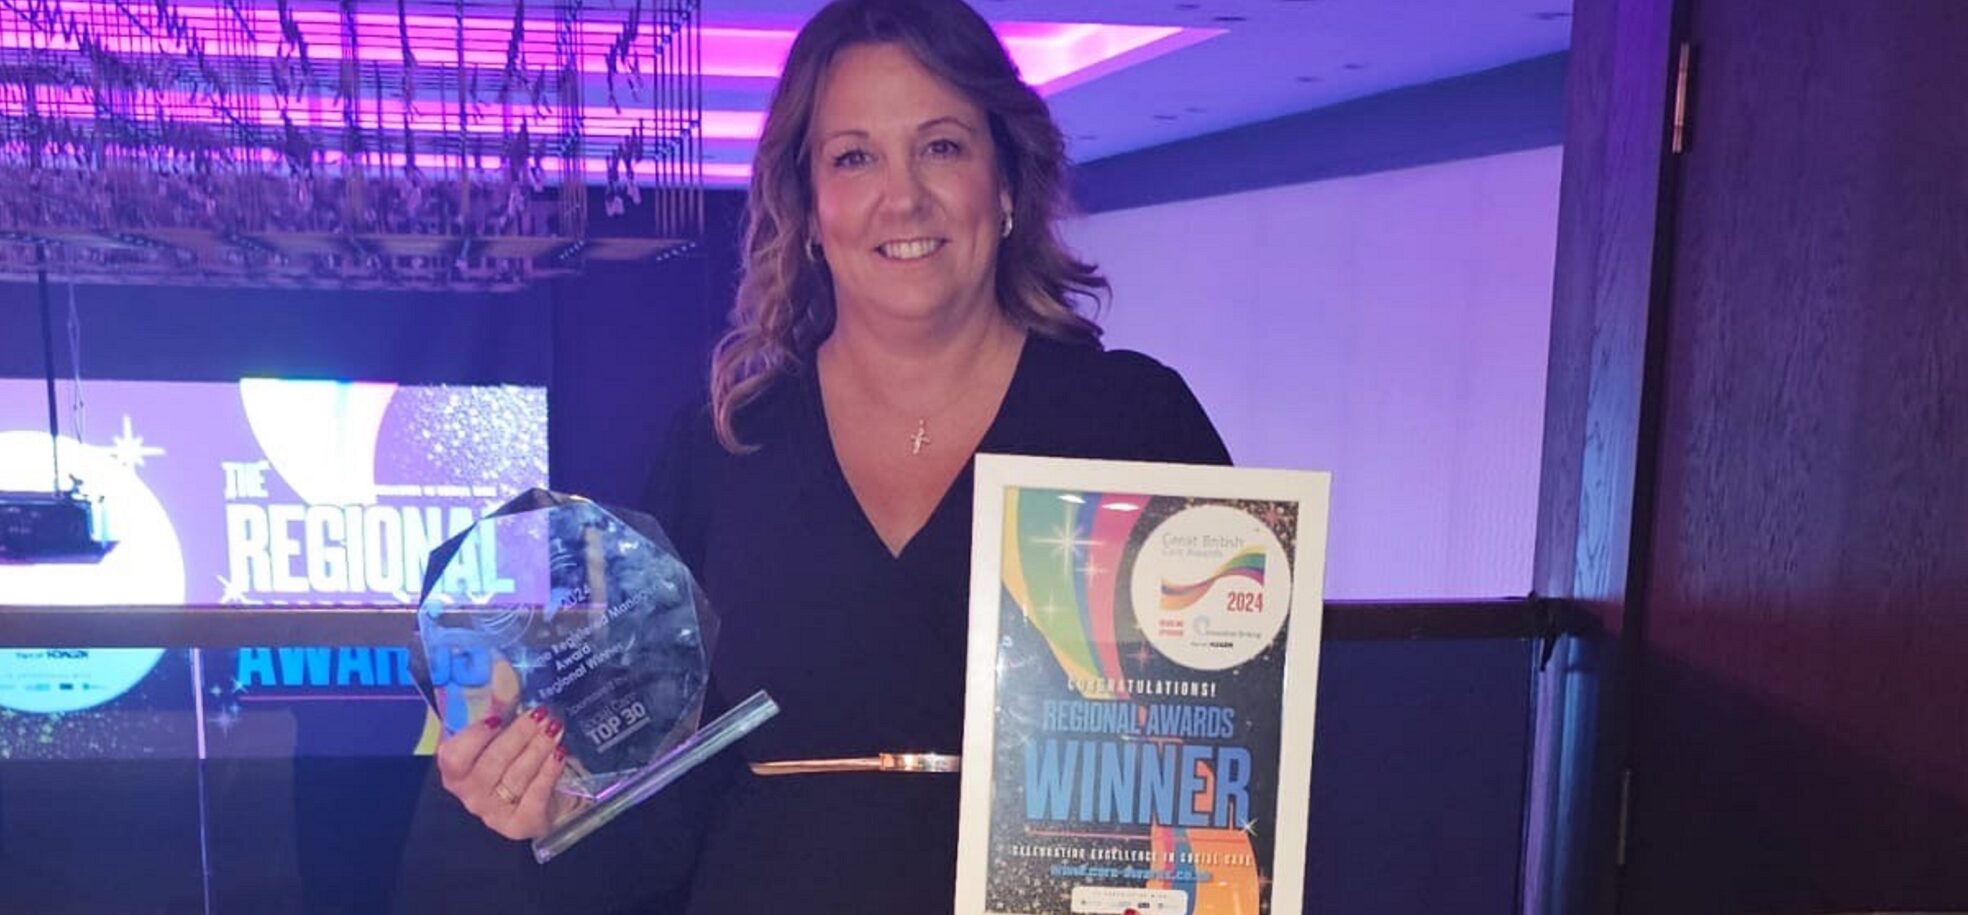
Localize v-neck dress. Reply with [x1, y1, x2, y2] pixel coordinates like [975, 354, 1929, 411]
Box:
[643, 334, 1230, 913]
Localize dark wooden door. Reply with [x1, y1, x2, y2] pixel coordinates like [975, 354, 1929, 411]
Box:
[1621, 0, 1968, 911]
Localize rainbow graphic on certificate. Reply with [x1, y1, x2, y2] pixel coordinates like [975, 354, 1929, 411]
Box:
[1158, 546, 1267, 611]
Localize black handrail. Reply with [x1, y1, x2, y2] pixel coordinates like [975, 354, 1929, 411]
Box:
[0, 597, 1592, 648]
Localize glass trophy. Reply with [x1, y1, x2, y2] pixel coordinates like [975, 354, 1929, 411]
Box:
[411, 489, 776, 863]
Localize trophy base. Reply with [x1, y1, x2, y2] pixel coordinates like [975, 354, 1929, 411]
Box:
[531, 690, 779, 864]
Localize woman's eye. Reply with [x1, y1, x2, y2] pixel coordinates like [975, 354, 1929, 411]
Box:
[832, 149, 871, 169]
[925, 138, 963, 158]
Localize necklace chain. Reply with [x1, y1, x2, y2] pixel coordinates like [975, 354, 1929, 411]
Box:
[825, 330, 1017, 457]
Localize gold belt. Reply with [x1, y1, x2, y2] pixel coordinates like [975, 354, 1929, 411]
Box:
[748, 752, 961, 776]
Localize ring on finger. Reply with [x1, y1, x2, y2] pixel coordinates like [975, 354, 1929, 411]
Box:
[493, 782, 521, 805]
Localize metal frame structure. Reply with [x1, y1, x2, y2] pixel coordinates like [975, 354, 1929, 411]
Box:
[0, 0, 703, 289]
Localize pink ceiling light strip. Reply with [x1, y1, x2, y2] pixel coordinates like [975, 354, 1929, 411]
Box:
[0, 3, 1199, 90]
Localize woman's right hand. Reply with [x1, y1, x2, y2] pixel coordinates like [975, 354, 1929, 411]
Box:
[436, 706, 570, 840]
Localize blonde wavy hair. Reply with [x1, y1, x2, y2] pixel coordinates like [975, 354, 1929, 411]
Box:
[708, 0, 1107, 452]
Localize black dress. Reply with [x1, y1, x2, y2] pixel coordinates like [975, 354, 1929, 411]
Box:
[644, 334, 1230, 914]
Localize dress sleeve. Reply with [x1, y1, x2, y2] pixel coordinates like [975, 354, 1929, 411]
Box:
[1103, 350, 1233, 467]
[610, 401, 737, 908]
[1147, 360, 1233, 467]
[637, 401, 715, 574]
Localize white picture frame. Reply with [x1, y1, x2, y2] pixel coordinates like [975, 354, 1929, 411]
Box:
[956, 454, 1330, 915]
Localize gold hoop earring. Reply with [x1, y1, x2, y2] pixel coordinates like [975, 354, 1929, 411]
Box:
[804, 237, 822, 264]
[1000, 211, 1014, 239]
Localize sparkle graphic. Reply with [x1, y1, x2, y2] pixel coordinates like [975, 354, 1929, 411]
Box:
[1128, 643, 1156, 668]
[1031, 521, 1098, 569]
[216, 574, 248, 605]
[1241, 815, 1261, 837]
[508, 649, 544, 678]
[210, 707, 240, 734]
[107, 415, 166, 468]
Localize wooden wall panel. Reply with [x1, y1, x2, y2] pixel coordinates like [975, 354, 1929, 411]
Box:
[1625, 1, 1968, 910]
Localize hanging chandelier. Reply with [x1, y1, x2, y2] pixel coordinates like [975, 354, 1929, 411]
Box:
[0, 0, 703, 290]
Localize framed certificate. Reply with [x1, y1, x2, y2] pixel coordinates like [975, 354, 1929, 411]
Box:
[956, 455, 1330, 915]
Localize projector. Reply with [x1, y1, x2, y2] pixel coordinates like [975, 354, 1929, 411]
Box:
[0, 491, 115, 563]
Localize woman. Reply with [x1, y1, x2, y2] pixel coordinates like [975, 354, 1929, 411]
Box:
[436, 0, 1229, 910]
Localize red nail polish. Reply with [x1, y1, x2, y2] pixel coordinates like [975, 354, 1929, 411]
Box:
[482, 714, 502, 729]
[545, 719, 563, 738]
[554, 745, 568, 761]
[530, 706, 548, 723]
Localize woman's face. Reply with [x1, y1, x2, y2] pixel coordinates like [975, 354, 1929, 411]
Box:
[807, 42, 1010, 329]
